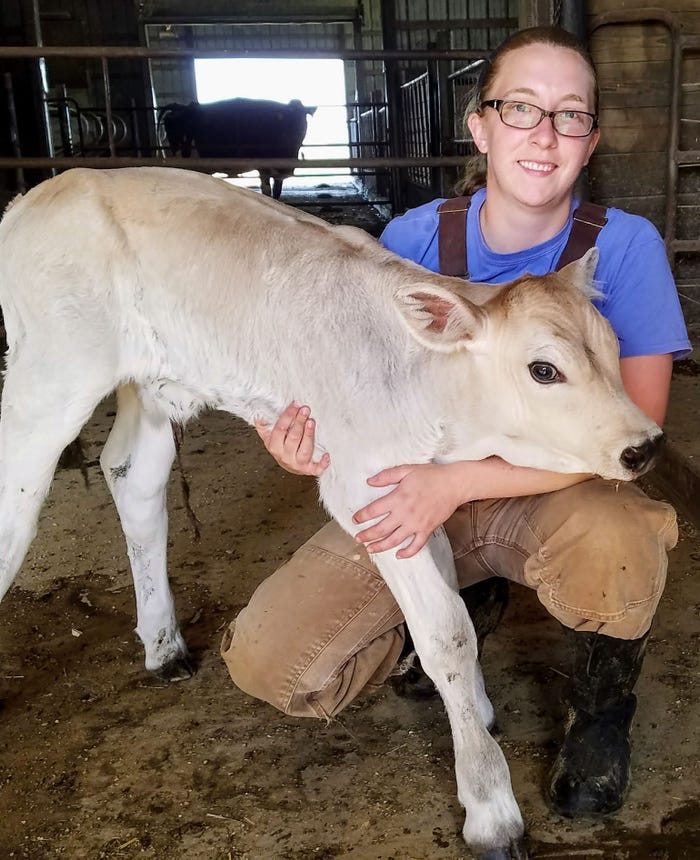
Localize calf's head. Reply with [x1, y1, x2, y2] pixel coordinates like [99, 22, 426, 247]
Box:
[394, 249, 663, 481]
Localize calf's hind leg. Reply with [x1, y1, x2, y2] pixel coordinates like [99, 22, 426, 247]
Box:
[100, 384, 192, 681]
[0, 359, 110, 602]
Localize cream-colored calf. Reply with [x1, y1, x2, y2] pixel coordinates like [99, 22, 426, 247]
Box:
[0, 168, 662, 860]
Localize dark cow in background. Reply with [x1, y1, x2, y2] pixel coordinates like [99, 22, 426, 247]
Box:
[159, 97, 317, 198]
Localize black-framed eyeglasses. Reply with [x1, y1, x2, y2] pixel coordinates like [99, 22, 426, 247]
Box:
[480, 99, 598, 138]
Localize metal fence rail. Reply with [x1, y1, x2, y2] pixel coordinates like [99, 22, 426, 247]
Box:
[0, 46, 491, 61]
[0, 156, 469, 170]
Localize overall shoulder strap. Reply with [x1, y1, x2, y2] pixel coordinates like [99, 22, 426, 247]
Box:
[555, 201, 608, 270]
[437, 196, 471, 277]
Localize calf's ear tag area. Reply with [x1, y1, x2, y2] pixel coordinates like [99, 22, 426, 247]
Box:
[412, 292, 453, 333]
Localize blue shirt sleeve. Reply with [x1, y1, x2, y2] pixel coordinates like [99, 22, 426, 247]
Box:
[380, 200, 443, 270]
[594, 213, 691, 360]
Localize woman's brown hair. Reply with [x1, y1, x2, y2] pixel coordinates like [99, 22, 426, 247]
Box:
[455, 25, 599, 195]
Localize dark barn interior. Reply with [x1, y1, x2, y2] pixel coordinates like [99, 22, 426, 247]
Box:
[0, 2, 700, 858]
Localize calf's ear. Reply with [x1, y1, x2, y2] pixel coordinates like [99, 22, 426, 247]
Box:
[558, 247, 600, 299]
[394, 284, 485, 352]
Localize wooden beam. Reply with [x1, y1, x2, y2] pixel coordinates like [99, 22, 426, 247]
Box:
[392, 18, 518, 31]
[519, 0, 554, 30]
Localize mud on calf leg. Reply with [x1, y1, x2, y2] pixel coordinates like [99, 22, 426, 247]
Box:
[128, 542, 193, 681]
[129, 540, 195, 682]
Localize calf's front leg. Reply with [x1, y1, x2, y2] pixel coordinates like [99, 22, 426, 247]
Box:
[374, 529, 526, 860]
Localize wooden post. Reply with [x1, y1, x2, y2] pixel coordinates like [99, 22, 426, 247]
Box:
[519, 0, 554, 29]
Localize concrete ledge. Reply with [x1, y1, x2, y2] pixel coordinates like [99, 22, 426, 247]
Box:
[649, 439, 700, 529]
[649, 366, 700, 528]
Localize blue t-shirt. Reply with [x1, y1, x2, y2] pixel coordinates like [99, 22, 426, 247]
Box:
[380, 187, 691, 360]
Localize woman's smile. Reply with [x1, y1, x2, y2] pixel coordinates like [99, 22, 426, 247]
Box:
[519, 159, 557, 174]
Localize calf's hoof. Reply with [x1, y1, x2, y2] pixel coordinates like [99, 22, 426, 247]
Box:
[389, 654, 438, 699]
[142, 627, 194, 682]
[151, 652, 196, 682]
[471, 836, 528, 860]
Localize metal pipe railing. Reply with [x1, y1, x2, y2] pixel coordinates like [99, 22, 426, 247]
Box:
[0, 46, 490, 61]
[3, 72, 25, 191]
[0, 156, 468, 170]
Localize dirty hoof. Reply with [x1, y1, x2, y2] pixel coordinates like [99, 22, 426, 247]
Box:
[472, 837, 528, 860]
[152, 653, 195, 682]
[388, 652, 438, 700]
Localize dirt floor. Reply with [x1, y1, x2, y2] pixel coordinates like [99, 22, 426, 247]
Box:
[1, 184, 700, 859]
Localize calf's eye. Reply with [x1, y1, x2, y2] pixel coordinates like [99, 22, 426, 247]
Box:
[528, 361, 562, 384]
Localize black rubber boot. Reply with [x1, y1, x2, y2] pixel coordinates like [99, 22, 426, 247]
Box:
[547, 627, 650, 818]
[390, 577, 510, 700]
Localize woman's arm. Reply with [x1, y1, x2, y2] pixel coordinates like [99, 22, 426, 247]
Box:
[352, 458, 591, 558]
[619, 353, 673, 426]
[353, 352, 675, 558]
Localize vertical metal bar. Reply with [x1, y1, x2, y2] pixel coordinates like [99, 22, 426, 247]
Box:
[381, 0, 405, 212]
[140, 21, 160, 157]
[352, 13, 367, 126]
[130, 96, 142, 156]
[29, 0, 54, 159]
[101, 56, 116, 157]
[428, 58, 442, 193]
[76, 105, 86, 154]
[560, 0, 586, 38]
[57, 83, 74, 157]
[3, 72, 26, 192]
[23, 0, 54, 172]
[421, 76, 429, 186]
[664, 33, 683, 270]
[372, 98, 379, 161]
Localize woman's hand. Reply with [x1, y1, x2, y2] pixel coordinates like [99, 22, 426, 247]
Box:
[352, 456, 593, 559]
[255, 402, 330, 477]
[352, 462, 465, 558]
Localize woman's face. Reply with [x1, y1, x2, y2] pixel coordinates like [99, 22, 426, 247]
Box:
[467, 43, 600, 212]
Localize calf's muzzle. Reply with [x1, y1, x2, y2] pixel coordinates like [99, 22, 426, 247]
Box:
[619, 432, 665, 475]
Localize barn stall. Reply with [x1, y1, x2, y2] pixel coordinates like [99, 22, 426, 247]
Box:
[0, 1, 699, 858]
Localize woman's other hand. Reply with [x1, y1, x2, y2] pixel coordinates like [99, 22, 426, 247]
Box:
[255, 402, 330, 477]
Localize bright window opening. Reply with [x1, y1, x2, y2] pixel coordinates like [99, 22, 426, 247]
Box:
[194, 58, 350, 185]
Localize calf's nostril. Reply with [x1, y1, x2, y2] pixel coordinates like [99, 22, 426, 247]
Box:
[619, 433, 665, 473]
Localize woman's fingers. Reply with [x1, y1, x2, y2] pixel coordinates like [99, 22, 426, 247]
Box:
[270, 403, 308, 453]
[307, 450, 331, 476]
[296, 416, 318, 463]
[253, 418, 271, 445]
[354, 513, 393, 543]
[364, 526, 428, 557]
[395, 531, 430, 558]
[255, 402, 330, 476]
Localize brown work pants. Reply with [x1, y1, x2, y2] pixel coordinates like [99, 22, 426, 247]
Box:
[221, 478, 677, 719]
